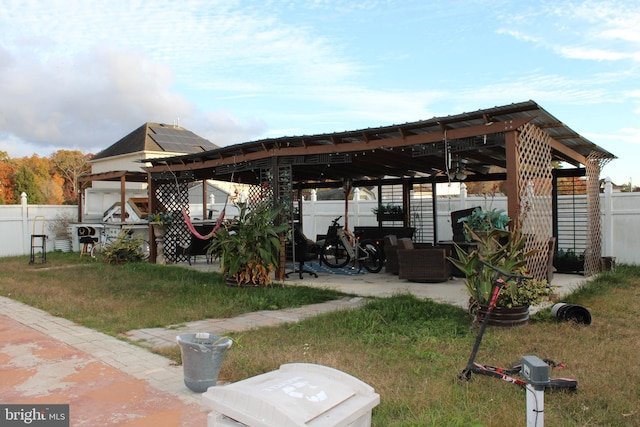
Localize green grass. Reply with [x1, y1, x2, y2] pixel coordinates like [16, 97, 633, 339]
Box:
[2, 253, 639, 426]
[0, 252, 346, 335]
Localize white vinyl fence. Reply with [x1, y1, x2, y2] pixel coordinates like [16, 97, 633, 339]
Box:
[1, 180, 638, 265]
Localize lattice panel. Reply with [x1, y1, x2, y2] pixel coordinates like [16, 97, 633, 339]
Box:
[584, 151, 613, 276]
[517, 123, 554, 281]
[154, 181, 190, 263]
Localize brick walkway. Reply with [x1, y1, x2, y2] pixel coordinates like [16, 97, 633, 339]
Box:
[122, 297, 367, 349]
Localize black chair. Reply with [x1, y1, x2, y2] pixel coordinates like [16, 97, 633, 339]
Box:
[78, 226, 98, 257]
[286, 225, 319, 279]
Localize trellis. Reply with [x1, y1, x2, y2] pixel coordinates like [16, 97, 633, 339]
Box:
[517, 123, 554, 281]
[153, 180, 190, 263]
[584, 151, 612, 276]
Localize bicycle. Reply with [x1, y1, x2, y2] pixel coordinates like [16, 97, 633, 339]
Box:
[319, 216, 384, 273]
[90, 227, 150, 261]
[459, 260, 577, 391]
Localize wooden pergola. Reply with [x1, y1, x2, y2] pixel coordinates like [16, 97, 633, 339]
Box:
[141, 100, 614, 278]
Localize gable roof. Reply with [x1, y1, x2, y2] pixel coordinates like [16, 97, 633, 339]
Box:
[92, 122, 219, 161]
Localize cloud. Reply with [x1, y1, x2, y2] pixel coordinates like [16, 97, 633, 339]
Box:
[498, 1, 640, 63]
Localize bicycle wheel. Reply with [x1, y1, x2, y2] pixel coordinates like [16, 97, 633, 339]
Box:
[90, 242, 102, 259]
[360, 239, 383, 273]
[320, 238, 350, 268]
[137, 240, 150, 260]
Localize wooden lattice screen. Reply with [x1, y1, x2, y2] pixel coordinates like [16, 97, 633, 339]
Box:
[584, 151, 612, 276]
[154, 180, 190, 263]
[517, 123, 554, 281]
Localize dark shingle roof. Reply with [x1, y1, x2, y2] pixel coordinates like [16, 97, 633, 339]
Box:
[92, 123, 219, 161]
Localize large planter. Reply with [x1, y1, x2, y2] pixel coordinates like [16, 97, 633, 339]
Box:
[477, 304, 530, 327]
[553, 258, 584, 273]
[176, 333, 232, 392]
[377, 212, 404, 222]
[151, 223, 167, 265]
[54, 238, 72, 253]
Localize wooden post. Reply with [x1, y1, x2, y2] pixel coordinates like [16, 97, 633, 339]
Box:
[505, 130, 520, 227]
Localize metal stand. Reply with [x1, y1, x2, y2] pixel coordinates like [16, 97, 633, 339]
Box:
[29, 216, 47, 265]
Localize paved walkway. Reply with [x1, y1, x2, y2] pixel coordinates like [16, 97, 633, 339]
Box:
[0, 261, 587, 426]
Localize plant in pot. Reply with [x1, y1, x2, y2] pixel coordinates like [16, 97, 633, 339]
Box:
[449, 222, 553, 326]
[207, 199, 289, 286]
[48, 212, 75, 252]
[457, 207, 510, 241]
[372, 203, 404, 221]
[147, 211, 173, 236]
[553, 248, 585, 273]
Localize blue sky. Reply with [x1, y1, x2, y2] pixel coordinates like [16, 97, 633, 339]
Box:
[1, 0, 638, 185]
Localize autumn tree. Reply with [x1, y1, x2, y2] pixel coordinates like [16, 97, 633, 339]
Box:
[0, 151, 17, 204]
[50, 150, 92, 203]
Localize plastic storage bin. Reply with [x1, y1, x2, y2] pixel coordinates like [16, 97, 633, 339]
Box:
[202, 363, 380, 427]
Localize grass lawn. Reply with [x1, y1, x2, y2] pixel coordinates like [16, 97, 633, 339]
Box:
[2, 252, 639, 426]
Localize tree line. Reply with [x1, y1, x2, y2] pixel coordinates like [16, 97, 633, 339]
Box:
[0, 150, 93, 205]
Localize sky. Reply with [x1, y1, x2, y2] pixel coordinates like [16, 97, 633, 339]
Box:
[0, 0, 638, 185]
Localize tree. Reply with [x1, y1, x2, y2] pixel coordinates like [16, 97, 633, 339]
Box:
[50, 150, 92, 203]
[0, 151, 17, 204]
[14, 166, 43, 204]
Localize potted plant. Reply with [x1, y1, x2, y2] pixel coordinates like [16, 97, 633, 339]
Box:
[553, 248, 585, 274]
[373, 203, 404, 221]
[48, 212, 74, 252]
[147, 211, 173, 236]
[457, 207, 509, 241]
[147, 211, 173, 264]
[207, 199, 289, 286]
[449, 222, 552, 326]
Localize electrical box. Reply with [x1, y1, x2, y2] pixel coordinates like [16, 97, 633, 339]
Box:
[202, 363, 380, 427]
[520, 355, 550, 387]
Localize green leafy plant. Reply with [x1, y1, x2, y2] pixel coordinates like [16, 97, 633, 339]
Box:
[457, 207, 509, 241]
[449, 223, 552, 308]
[207, 200, 289, 286]
[147, 211, 173, 225]
[99, 231, 148, 264]
[372, 203, 403, 215]
[555, 248, 585, 262]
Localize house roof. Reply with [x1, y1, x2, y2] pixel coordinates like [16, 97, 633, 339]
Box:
[144, 100, 616, 186]
[91, 122, 219, 161]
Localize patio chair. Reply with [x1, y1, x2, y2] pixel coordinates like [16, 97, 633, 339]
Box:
[286, 225, 319, 279]
[397, 238, 452, 283]
[383, 235, 399, 274]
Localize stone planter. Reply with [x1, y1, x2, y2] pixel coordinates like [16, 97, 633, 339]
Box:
[151, 224, 167, 264]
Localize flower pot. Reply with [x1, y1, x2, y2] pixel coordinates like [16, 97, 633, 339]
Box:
[477, 304, 530, 327]
[553, 258, 584, 273]
[54, 238, 71, 252]
[377, 212, 404, 222]
[176, 333, 232, 392]
[151, 223, 166, 238]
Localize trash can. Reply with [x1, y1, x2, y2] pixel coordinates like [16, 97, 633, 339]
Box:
[176, 333, 233, 393]
[202, 363, 380, 427]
